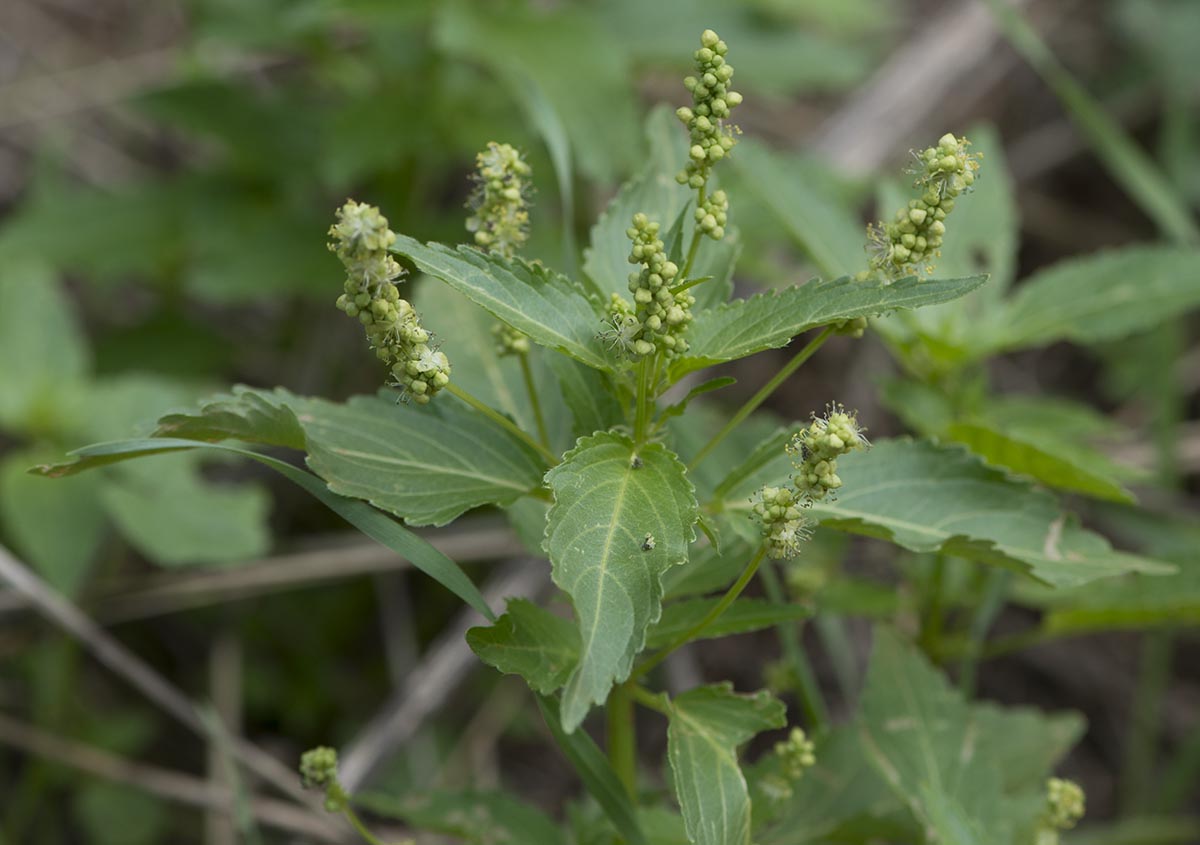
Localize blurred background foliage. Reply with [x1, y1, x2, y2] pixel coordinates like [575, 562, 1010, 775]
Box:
[0, 0, 1197, 842]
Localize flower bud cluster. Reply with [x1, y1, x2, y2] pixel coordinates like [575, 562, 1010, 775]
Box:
[789, 404, 868, 500]
[695, 189, 729, 241]
[1043, 778, 1085, 831]
[675, 29, 742, 191]
[774, 728, 816, 782]
[330, 200, 450, 404]
[466, 142, 532, 258]
[868, 133, 981, 278]
[621, 213, 693, 358]
[299, 746, 349, 813]
[750, 486, 813, 560]
[492, 322, 530, 356]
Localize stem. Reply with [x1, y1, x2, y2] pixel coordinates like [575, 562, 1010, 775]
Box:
[760, 560, 828, 730]
[606, 682, 637, 798]
[1122, 630, 1175, 814]
[680, 184, 706, 281]
[343, 805, 389, 845]
[689, 327, 835, 472]
[629, 684, 671, 715]
[957, 569, 1011, 696]
[518, 353, 551, 450]
[918, 555, 947, 656]
[446, 382, 558, 465]
[633, 356, 653, 444]
[632, 546, 767, 681]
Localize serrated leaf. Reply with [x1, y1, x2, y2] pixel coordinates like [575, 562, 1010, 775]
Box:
[544, 353, 623, 440]
[672, 274, 988, 377]
[467, 599, 579, 694]
[859, 631, 1080, 845]
[646, 597, 809, 649]
[301, 394, 546, 527]
[664, 683, 786, 845]
[34, 438, 494, 621]
[544, 432, 698, 730]
[946, 420, 1134, 503]
[355, 789, 564, 845]
[584, 107, 737, 309]
[990, 247, 1200, 351]
[154, 385, 306, 449]
[718, 436, 1170, 588]
[391, 235, 615, 371]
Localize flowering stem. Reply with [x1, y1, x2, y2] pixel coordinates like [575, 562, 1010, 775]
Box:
[606, 682, 637, 798]
[446, 383, 558, 465]
[342, 804, 390, 845]
[680, 184, 706, 281]
[633, 356, 653, 444]
[630, 546, 766, 681]
[760, 560, 828, 730]
[518, 353, 551, 450]
[688, 326, 835, 472]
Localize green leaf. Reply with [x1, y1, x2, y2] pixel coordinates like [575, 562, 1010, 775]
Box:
[301, 394, 546, 527]
[544, 432, 698, 730]
[659, 378, 737, 425]
[673, 274, 989, 377]
[391, 235, 615, 371]
[536, 695, 647, 845]
[859, 630, 1081, 845]
[730, 140, 865, 278]
[467, 599, 580, 694]
[355, 789, 563, 845]
[990, 247, 1200, 351]
[946, 421, 1134, 503]
[0, 449, 107, 596]
[646, 598, 810, 649]
[154, 385, 306, 449]
[35, 438, 495, 621]
[663, 683, 786, 845]
[583, 106, 737, 308]
[718, 436, 1170, 588]
[0, 262, 89, 431]
[544, 353, 623, 441]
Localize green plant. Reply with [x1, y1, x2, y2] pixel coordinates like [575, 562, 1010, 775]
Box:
[33, 25, 1190, 845]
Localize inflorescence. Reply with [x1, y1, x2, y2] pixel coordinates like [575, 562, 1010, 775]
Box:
[676, 29, 742, 193]
[605, 213, 694, 359]
[331, 200, 450, 403]
[299, 746, 348, 813]
[867, 133, 981, 278]
[466, 142, 532, 258]
[752, 404, 868, 559]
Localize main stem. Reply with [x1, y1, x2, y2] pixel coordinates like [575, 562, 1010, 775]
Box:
[680, 184, 706, 281]
[631, 546, 767, 681]
[607, 682, 637, 798]
[689, 326, 836, 472]
[446, 382, 558, 465]
[518, 353, 551, 449]
[760, 560, 828, 730]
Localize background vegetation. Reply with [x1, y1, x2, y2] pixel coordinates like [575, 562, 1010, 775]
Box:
[0, 0, 1197, 842]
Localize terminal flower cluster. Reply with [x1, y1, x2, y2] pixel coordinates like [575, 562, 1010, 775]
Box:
[466, 142, 532, 258]
[610, 213, 694, 359]
[868, 133, 981, 278]
[330, 201, 450, 403]
[675, 29, 742, 191]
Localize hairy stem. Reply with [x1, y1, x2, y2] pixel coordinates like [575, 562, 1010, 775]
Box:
[689, 326, 835, 472]
[760, 560, 828, 730]
[631, 546, 767, 680]
[446, 383, 558, 465]
[518, 353, 552, 450]
[607, 682, 637, 798]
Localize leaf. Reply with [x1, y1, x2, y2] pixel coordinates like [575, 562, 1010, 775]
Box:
[536, 695, 647, 845]
[859, 630, 1080, 845]
[355, 789, 564, 845]
[34, 438, 495, 621]
[544, 432, 698, 730]
[0, 261, 90, 431]
[646, 598, 810, 649]
[154, 385, 306, 449]
[730, 140, 865, 278]
[673, 274, 989, 377]
[391, 235, 615, 371]
[544, 353, 623, 440]
[302, 394, 546, 527]
[583, 106, 737, 307]
[717, 436, 1170, 588]
[990, 247, 1200, 351]
[945, 421, 1134, 503]
[663, 683, 786, 845]
[467, 599, 579, 694]
[658, 377, 737, 424]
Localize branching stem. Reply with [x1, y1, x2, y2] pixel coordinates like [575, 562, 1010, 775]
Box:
[446, 383, 558, 465]
[518, 353, 551, 450]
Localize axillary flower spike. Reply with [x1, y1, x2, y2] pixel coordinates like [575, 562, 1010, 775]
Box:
[330, 200, 450, 403]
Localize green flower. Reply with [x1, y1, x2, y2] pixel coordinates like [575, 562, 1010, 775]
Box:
[619, 213, 693, 359]
[299, 746, 339, 790]
[675, 29, 742, 191]
[789, 404, 868, 500]
[466, 142, 532, 258]
[493, 322, 530, 356]
[1044, 777, 1085, 831]
[774, 727, 816, 781]
[750, 485, 812, 560]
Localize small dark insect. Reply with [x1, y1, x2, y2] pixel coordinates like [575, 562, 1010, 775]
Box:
[630, 454, 643, 470]
[641, 533, 656, 551]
